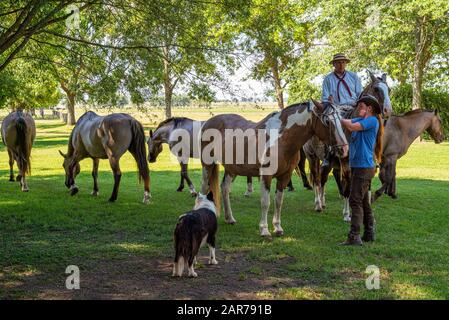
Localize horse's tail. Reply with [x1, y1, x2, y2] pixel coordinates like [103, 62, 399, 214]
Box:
[206, 163, 221, 216]
[15, 114, 31, 175]
[129, 119, 150, 183]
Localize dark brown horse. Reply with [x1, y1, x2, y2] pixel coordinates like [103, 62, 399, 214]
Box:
[373, 109, 444, 201]
[1, 111, 36, 192]
[201, 101, 348, 237]
[59, 111, 150, 203]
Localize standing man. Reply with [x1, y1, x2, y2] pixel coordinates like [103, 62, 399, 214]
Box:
[339, 94, 384, 246]
[321, 53, 363, 167]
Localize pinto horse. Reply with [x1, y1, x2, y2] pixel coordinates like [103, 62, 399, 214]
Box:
[59, 111, 150, 203]
[373, 109, 444, 201]
[200, 101, 348, 237]
[1, 111, 36, 192]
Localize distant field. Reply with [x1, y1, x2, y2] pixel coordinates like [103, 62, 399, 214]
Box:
[0, 106, 448, 299]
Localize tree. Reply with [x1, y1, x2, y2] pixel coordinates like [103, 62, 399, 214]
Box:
[235, 0, 314, 109]
[0, 0, 95, 73]
[319, 0, 449, 110]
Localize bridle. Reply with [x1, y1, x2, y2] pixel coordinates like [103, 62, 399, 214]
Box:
[311, 102, 348, 151]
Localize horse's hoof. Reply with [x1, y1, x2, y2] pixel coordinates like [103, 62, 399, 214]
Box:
[244, 192, 251, 197]
[70, 187, 79, 196]
[343, 215, 351, 222]
[274, 230, 284, 237]
[288, 188, 294, 192]
[176, 188, 183, 192]
[225, 218, 237, 225]
[391, 194, 397, 199]
[91, 191, 99, 197]
[108, 197, 116, 202]
[188, 272, 198, 278]
[190, 191, 197, 197]
[315, 207, 322, 213]
[209, 259, 218, 265]
[22, 188, 29, 192]
[9, 177, 14, 182]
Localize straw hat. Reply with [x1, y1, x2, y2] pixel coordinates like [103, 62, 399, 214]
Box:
[330, 53, 350, 65]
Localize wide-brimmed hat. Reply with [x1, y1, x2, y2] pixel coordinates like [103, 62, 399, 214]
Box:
[329, 53, 350, 65]
[356, 94, 381, 114]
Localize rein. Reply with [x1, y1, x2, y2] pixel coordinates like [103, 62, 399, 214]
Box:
[312, 103, 348, 151]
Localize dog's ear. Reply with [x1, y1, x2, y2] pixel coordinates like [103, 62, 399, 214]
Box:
[206, 191, 214, 202]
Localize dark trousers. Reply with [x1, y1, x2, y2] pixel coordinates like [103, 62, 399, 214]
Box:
[349, 168, 375, 236]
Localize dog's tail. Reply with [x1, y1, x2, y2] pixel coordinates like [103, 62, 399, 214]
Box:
[174, 216, 192, 263]
[206, 163, 220, 216]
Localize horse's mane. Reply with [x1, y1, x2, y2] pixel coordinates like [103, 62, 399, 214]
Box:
[155, 117, 190, 131]
[400, 109, 434, 117]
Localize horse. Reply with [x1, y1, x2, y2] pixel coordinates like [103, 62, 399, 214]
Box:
[1, 110, 36, 192]
[59, 111, 151, 203]
[373, 109, 444, 202]
[147, 117, 257, 197]
[304, 71, 393, 221]
[200, 101, 349, 237]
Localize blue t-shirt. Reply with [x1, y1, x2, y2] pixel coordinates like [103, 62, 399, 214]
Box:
[349, 116, 379, 168]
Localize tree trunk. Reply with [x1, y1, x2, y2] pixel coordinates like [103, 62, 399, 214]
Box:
[271, 62, 284, 109]
[66, 92, 76, 125]
[163, 45, 173, 119]
[164, 83, 173, 119]
[412, 15, 432, 111]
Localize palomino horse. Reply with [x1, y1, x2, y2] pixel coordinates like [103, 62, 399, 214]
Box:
[304, 71, 393, 221]
[59, 111, 151, 203]
[373, 109, 444, 201]
[148, 117, 258, 197]
[200, 101, 349, 237]
[1, 111, 36, 192]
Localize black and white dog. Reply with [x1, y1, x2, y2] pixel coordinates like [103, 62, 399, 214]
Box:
[173, 191, 218, 277]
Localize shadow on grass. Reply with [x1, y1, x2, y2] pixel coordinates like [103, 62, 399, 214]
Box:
[1, 168, 449, 299]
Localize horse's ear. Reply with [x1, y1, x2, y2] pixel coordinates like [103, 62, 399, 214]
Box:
[367, 69, 376, 82]
[382, 73, 387, 82]
[312, 99, 323, 112]
[435, 109, 439, 115]
[149, 129, 153, 138]
[58, 150, 67, 158]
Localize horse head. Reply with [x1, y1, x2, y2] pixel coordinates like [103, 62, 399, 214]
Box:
[364, 70, 393, 118]
[59, 150, 80, 190]
[311, 100, 349, 158]
[147, 129, 163, 163]
[428, 110, 445, 143]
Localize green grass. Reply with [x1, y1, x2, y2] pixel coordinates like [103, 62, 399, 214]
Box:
[0, 113, 449, 299]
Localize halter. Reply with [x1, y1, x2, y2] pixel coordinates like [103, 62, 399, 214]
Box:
[311, 102, 348, 151]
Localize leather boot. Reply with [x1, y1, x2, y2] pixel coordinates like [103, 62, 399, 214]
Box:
[362, 229, 375, 242]
[339, 234, 363, 246]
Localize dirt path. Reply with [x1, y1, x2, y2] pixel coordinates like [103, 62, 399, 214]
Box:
[6, 252, 304, 299]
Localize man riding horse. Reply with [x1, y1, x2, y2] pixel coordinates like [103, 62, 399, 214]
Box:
[321, 53, 362, 167]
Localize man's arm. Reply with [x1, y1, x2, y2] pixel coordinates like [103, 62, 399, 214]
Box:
[322, 76, 332, 103]
[341, 119, 363, 132]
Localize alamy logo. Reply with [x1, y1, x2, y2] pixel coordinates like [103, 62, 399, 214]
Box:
[65, 265, 80, 290]
[365, 265, 380, 290]
[65, 5, 80, 32]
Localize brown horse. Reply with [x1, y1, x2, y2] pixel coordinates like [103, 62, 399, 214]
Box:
[200, 101, 348, 237]
[1, 111, 36, 192]
[304, 72, 393, 221]
[373, 109, 444, 201]
[59, 111, 151, 203]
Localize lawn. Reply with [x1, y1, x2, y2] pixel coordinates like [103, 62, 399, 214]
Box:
[0, 108, 448, 299]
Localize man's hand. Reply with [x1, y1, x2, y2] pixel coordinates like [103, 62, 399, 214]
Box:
[329, 95, 334, 104]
